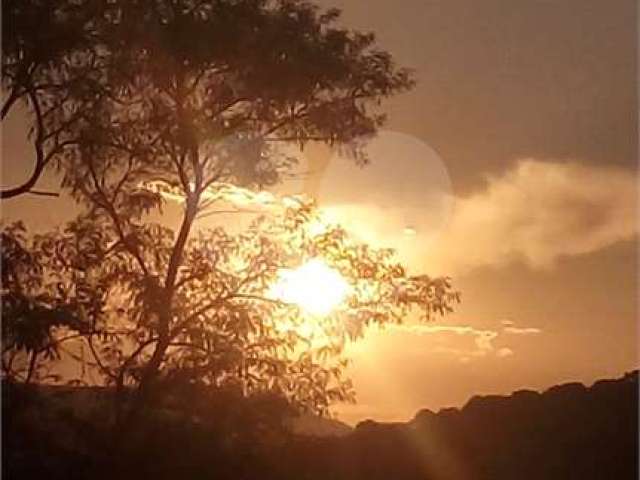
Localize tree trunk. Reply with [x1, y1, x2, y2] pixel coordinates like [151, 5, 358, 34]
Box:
[116, 196, 198, 435]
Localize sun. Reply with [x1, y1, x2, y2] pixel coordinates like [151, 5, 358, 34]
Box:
[270, 258, 350, 316]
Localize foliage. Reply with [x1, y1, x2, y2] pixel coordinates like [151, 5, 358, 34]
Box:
[2, 0, 414, 198]
[1, 0, 454, 430]
[1, 190, 459, 415]
[1, 221, 96, 382]
[1, 0, 113, 197]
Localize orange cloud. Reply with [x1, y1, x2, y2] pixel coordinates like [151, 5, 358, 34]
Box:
[503, 326, 542, 335]
[425, 159, 637, 274]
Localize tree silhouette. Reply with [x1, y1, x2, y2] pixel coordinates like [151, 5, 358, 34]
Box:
[2, 0, 413, 198]
[1, 0, 456, 436]
[1, 0, 114, 198]
[1, 193, 458, 423]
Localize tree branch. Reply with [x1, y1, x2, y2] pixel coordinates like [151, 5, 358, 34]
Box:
[1, 87, 48, 199]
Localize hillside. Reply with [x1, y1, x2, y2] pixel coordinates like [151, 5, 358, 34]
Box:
[3, 371, 638, 479]
[289, 371, 639, 480]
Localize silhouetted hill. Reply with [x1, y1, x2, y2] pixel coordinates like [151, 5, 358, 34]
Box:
[289, 371, 639, 480]
[286, 412, 352, 437]
[3, 371, 637, 479]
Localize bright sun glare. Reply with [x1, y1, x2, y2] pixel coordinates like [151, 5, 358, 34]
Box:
[270, 258, 350, 316]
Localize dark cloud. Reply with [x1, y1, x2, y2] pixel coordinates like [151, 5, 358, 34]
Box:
[323, 0, 637, 192]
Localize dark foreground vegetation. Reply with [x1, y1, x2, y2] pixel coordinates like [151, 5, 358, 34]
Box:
[3, 371, 637, 480]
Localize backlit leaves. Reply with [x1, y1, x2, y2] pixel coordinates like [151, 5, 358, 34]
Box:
[2, 196, 458, 414]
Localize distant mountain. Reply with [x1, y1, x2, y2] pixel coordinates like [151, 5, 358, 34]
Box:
[289, 371, 639, 480]
[3, 371, 638, 480]
[287, 413, 352, 437]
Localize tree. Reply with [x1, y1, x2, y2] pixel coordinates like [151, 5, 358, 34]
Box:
[2, 0, 413, 198]
[1, 190, 459, 416]
[1, 0, 457, 433]
[1, 0, 114, 198]
[1, 222, 93, 383]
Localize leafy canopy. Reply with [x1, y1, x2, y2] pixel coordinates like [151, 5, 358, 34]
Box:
[1, 0, 457, 421]
[2, 189, 458, 414]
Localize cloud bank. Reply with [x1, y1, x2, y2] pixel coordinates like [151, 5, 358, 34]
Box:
[314, 157, 636, 276]
[425, 159, 637, 274]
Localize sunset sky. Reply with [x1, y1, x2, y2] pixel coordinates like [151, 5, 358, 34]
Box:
[2, 0, 637, 424]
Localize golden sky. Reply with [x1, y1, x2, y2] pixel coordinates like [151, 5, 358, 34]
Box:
[1, 0, 637, 425]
